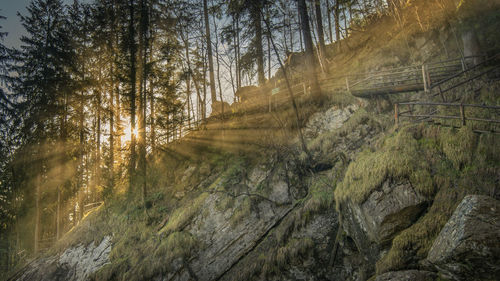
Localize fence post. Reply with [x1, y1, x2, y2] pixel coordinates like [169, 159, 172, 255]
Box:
[394, 103, 399, 126]
[422, 64, 428, 93]
[460, 104, 466, 126]
[345, 77, 350, 93]
[426, 64, 432, 89]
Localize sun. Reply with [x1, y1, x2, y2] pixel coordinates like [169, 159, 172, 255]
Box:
[122, 123, 138, 144]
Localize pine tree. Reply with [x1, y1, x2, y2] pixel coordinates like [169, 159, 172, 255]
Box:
[13, 0, 75, 253]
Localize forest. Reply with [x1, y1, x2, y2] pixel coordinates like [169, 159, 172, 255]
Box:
[0, 0, 499, 280]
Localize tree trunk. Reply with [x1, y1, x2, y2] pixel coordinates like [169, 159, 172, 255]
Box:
[335, 0, 340, 43]
[128, 0, 137, 190]
[34, 171, 41, 254]
[138, 0, 148, 212]
[203, 0, 217, 104]
[327, 0, 333, 43]
[252, 1, 266, 85]
[462, 27, 483, 65]
[96, 89, 101, 202]
[213, 14, 223, 102]
[297, 0, 323, 102]
[109, 65, 115, 189]
[236, 16, 241, 89]
[315, 0, 326, 60]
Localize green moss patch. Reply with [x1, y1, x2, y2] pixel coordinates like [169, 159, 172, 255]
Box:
[335, 127, 436, 209]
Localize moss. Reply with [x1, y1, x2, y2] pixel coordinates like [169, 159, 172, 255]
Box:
[230, 197, 252, 227]
[275, 237, 314, 268]
[376, 182, 464, 274]
[295, 175, 336, 229]
[222, 156, 248, 186]
[215, 193, 235, 212]
[158, 192, 208, 235]
[335, 128, 431, 208]
[374, 126, 499, 275]
[154, 231, 196, 263]
[440, 127, 476, 169]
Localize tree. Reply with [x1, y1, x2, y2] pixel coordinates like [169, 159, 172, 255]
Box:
[297, 0, 322, 102]
[314, 0, 327, 69]
[126, 0, 138, 191]
[14, 0, 75, 253]
[204, 0, 217, 106]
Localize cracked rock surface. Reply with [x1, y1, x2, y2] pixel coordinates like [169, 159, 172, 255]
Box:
[427, 195, 500, 281]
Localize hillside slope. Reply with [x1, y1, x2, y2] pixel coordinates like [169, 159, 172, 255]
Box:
[7, 0, 500, 280]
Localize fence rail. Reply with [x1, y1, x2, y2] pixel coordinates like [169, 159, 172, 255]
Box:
[394, 101, 500, 133]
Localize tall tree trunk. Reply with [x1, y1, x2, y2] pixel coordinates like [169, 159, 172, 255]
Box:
[298, 12, 304, 51]
[236, 16, 241, 89]
[212, 14, 223, 103]
[262, 11, 309, 158]
[343, 5, 348, 38]
[252, 1, 266, 85]
[96, 89, 101, 203]
[109, 66, 115, 189]
[149, 23, 156, 154]
[202, 40, 207, 121]
[315, 0, 326, 60]
[297, 0, 323, 102]
[327, 0, 333, 43]
[203, 0, 217, 104]
[78, 89, 85, 222]
[34, 170, 41, 254]
[138, 0, 148, 212]
[128, 0, 137, 190]
[335, 0, 340, 43]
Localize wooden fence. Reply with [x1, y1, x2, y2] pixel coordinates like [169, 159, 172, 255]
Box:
[394, 101, 500, 133]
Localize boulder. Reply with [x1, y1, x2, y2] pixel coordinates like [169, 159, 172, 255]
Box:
[341, 180, 429, 273]
[343, 180, 428, 245]
[304, 104, 358, 138]
[375, 270, 436, 281]
[427, 195, 500, 280]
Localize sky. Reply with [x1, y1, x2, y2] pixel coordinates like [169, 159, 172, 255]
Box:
[1, 0, 79, 48]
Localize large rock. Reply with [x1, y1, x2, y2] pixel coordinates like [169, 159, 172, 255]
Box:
[427, 195, 500, 280]
[184, 193, 293, 281]
[14, 236, 112, 281]
[343, 180, 428, 245]
[304, 104, 358, 138]
[375, 270, 436, 281]
[341, 180, 429, 274]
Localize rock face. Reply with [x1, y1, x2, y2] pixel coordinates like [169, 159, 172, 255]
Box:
[186, 193, 293, 281]
[427, 195, 500, 281]
[304, 104, 358, 138]
[341, 180, 429, 274]
[375, 270, 436, 281]
[14, 236, 112, 281]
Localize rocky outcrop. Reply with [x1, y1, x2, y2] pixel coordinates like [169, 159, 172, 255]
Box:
[341, 180, 429, 274]
[427, 195, 500, 281]
[13, 236, 112, 281]
[375, 270, 436, 281]
[186, 193, 294, 281]
[304, 104, 358, 138]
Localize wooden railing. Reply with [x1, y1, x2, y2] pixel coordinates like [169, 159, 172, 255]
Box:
[347, 55, 489, 97]
[181, 54, 499, 133]
[394, 101, 500, 133]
